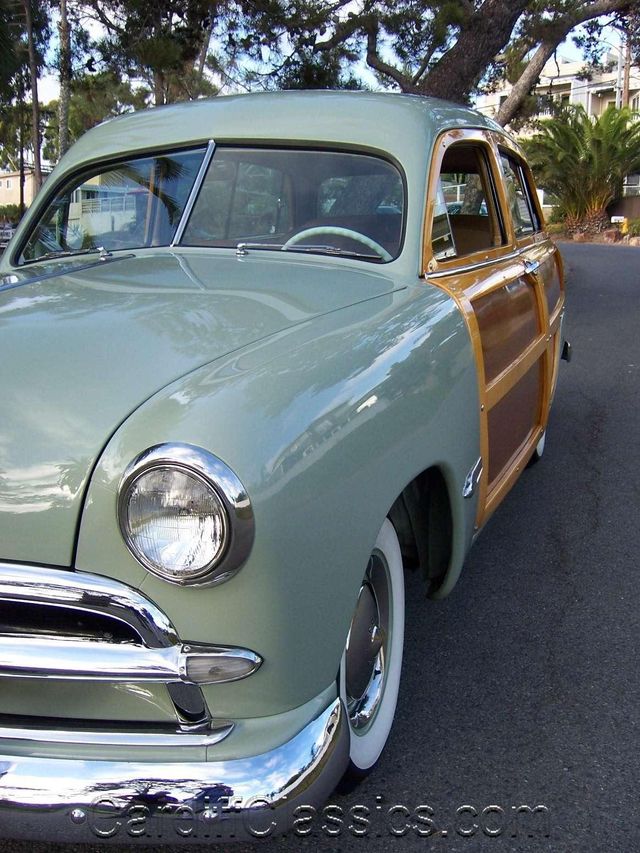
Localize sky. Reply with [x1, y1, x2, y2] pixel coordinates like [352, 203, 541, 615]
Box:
[34, 15, 621, 107]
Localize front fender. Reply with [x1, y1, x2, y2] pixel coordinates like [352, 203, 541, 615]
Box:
[76, 283, 480, 720]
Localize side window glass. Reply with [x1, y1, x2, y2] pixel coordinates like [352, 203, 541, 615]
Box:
[432, 144, 505, 261]
[499, 152, 540, 237]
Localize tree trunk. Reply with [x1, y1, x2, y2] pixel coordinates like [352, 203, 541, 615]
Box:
[417, 0, 530, 102]
[58, 0, 72, 158]
[22, 0, 42, 191]
[496, 38, 565, 127]
[496, 0, 636, 126]
[153, 70, 165, 106]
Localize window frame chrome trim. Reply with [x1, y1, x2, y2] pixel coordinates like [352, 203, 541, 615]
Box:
[171, 139, 215, 246]
[424, 248, 523, 279]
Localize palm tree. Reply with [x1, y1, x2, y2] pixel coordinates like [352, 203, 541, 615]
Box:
[524, 105, 640, 232]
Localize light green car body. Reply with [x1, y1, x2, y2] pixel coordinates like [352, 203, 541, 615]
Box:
[0, 92, 503, 838]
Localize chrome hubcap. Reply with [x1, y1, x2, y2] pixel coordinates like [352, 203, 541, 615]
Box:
[345, 552, 390, 733]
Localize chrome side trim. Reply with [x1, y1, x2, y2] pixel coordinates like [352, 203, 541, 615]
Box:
[463, 456, 483, 499]
[0, 720, 233, 748]
[0, 562, 178, 649]
[0, 635, 261, 685]
[0, 698, 349, 843]
[118, 443, 255, 587]
[171, 140, 215, 246]
[426, 249, 524, 279]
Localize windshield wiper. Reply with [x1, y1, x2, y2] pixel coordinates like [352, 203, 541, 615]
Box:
[235, 241, 380, 261]
[281, 244, 381, 261]
[236, 242, 283, 255]
[25, 246, 112, 264]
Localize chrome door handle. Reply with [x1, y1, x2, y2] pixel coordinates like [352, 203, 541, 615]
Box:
[524, 259, 540, 275]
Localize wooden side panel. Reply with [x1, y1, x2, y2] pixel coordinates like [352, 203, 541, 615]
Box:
[422, 128, 565, 528]
[474, 278, 539, 383]
[487, 358, 542, 483]
[540, 252, 561, 316]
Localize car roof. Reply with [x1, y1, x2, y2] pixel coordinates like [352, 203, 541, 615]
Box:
[56, 91, 505, 179]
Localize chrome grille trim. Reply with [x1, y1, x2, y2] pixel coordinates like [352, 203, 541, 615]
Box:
[0, 563, 261, 692]
[0, 634, 261, 685]
[0, 562, 177, 648]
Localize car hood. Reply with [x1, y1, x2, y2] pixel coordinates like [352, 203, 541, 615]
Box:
[0, 250, 400, 566]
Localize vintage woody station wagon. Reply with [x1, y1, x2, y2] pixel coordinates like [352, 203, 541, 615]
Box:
[0, 91, 567, 841]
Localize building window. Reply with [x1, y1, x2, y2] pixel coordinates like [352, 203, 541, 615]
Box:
[5, 179, 12, 189]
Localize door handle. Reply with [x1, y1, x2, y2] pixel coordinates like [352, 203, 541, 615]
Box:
[523, 259, 540, 275]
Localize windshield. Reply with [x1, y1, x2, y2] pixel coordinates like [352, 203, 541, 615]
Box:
[21, 148, 205, 263]
[181, 147, 405, 263]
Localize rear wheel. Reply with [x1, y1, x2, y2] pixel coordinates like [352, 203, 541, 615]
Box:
[339, 518, 405, 782]
[527, 430, 546, 467]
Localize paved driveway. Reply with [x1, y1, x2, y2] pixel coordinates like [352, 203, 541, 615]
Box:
[4, 242, 640, 853]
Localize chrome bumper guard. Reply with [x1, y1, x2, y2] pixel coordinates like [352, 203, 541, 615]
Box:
[0, 699, 349, 843]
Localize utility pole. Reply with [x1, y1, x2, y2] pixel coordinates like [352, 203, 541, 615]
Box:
[622, 35, 631, 108]
[615, 39, 623, 108]
[19, 109, 24, 219]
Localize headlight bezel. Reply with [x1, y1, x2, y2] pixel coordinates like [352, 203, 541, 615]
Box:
[117, 443, 254, 587]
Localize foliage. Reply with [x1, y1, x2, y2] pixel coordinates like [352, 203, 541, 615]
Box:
[235, 0, 640, 117]
[628, 217, 640, 236]
[84, 0, 219, 105]
[523, 106, 640, 230]
[42, 72, 148, 161]
[0, 204, 22, 223]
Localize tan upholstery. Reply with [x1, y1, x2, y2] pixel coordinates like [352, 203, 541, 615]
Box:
[450, 214, 493, 257]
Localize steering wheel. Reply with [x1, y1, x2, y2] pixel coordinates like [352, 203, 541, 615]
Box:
[282, 226, 393, 262]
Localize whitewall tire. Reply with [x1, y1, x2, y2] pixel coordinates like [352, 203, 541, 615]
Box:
[339, 517, 405, 777]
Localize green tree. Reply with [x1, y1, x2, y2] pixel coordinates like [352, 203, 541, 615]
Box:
[84, 0, 219, 105]
[524, 105, 640, 230]
[42, 72, 148, 161]
[234, 1, 640, 124]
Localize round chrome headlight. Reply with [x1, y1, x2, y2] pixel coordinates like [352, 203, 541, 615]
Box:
[118, 444, 254, 586]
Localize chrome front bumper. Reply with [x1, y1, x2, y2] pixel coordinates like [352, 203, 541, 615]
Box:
[0, 562, 349, 841]
[0, 698, 349, 843]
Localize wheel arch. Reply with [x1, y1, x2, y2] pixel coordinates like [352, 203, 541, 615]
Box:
[388, 464, 465, 599]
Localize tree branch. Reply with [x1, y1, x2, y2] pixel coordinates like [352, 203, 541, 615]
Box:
[365, 21, 415, 91]
[496, 0, 636, 125]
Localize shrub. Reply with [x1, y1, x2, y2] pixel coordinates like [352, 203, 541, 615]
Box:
[627, 218, 640, 237]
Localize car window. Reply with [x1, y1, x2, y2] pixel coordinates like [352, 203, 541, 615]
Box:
[182, 147, 405, 263]
[21, 149, 206, 263]
[499, 152, 540, 237]
[432, 144, 505, 261]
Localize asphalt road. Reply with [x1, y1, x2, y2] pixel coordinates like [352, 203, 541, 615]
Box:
[6, 242, 640, 853]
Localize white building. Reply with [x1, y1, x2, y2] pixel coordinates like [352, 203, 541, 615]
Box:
[477, 53, 640, 125]
[476, 53, 640, 213]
